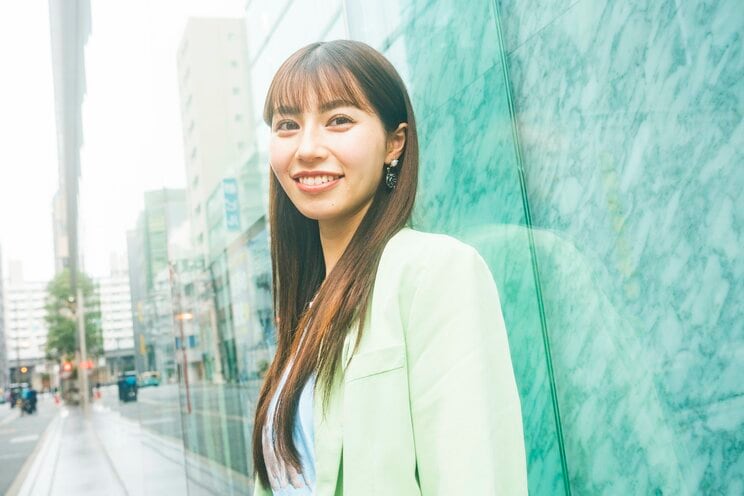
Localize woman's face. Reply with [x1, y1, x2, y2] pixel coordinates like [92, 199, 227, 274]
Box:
[269, 93, 401, 227]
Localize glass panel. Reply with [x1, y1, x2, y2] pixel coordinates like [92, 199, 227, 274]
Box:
[497, 0, 743, 493]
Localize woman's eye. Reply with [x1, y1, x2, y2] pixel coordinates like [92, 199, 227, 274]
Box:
[275, 120, 299, 131]
[328, 115, 353, 127]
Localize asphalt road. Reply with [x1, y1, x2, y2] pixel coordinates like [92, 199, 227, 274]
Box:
[101, 381, 261, 477]
[0, 396, 58, 494]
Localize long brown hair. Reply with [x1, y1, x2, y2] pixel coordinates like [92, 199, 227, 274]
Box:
[252, 40, 419, 487]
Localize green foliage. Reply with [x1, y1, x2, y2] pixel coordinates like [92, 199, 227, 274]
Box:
[44, 269, 103, 361]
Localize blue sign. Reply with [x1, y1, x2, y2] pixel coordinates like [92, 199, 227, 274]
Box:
[223, 178, 241, 232]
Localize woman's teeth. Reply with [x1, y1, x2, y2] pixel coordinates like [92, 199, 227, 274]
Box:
[298, 175, 339, 186]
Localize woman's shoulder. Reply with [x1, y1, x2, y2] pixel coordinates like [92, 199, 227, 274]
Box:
[384, 227, 482, 266]
[372, 227, 497, 333]
[377, 228, 486, 292]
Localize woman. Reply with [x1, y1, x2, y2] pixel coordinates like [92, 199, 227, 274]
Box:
[253, 40, 527, 495]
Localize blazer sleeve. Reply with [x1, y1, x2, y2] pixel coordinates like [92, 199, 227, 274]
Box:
[405, 242, 528, 495]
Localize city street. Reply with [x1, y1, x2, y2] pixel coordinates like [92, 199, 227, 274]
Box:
[0, 395, 58, 494]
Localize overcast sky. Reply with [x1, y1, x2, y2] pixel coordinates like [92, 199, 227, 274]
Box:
[0, 0, 243, 282]
[0, 1, 58, 282]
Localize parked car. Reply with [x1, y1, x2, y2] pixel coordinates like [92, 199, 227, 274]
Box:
[139, 371, 160, 387]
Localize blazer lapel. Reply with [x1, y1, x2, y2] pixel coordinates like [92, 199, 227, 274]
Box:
[313, 371, 343, 495]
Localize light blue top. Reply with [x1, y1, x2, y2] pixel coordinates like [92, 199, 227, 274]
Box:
[263, 359, 316, 495]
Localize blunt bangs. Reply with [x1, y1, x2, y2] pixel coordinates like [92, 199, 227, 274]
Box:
[263, 44, 372, 125]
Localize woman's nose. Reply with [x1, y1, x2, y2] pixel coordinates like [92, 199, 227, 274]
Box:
[295, 126, 326, 163]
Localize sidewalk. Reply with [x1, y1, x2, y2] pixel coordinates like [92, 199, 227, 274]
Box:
[7, 402, 189, 496]
[7, 398, 254, 495]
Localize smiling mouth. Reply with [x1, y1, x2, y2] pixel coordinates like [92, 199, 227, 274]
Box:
[295, 175, 343, 186]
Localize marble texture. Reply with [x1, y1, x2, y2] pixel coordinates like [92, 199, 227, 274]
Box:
[400, 0, 503, 120]
[498, 0, 744, 493]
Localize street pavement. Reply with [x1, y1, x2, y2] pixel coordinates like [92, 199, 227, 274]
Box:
[8, 385, 255, 495]
[0, 395, 58, 495]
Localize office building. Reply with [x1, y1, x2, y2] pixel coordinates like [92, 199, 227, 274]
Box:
[4, 263, 49, 389]
[96, 267, 135, 379]
[176, 18, 257, 262]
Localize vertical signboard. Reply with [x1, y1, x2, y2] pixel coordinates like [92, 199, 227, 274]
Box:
[223, 178, 241, 232]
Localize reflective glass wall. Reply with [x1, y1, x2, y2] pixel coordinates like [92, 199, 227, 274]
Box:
[104, 1, 742, 494]
[497, 1, 743, 493]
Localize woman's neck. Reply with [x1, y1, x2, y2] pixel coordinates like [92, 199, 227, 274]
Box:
[318, 204, 371, 278]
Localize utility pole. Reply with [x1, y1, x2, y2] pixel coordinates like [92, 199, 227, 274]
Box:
[76, 286, 89, 411]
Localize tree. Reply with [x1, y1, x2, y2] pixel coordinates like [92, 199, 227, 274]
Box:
[45, 269, 103, 361]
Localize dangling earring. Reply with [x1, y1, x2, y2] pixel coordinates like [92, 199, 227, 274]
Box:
[385, 158, 399, 190]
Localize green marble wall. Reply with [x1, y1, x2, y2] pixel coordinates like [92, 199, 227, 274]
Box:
[496, 0, 743, 493]
[350, 0, 743, 493]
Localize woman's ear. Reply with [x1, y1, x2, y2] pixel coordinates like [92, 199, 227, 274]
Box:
[386, 123, 407, 163]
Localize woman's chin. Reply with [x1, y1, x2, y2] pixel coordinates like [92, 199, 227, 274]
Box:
[297, 207, 340, 222]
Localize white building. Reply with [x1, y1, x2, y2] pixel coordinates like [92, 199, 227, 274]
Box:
[176, 18, 256, 261]
[4, 263, 50, 389]
[96, 268, 135, 378]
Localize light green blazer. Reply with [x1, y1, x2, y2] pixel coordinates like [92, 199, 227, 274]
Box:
[254, 228, 527, 495]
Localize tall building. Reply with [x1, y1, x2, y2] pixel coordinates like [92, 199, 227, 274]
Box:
[126, 189, 188, 374]
[126, 227, 148, 374]
[176, 18, 256, 261]
[96, 267, 135, 379]
[48, 0, 93, 403]
[48, 0, 91, 276]
[52, 190, 69, 274]
[141, 189, 187, 292]
[0, 245, 7, 387]
[4, 263, 49, 389]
